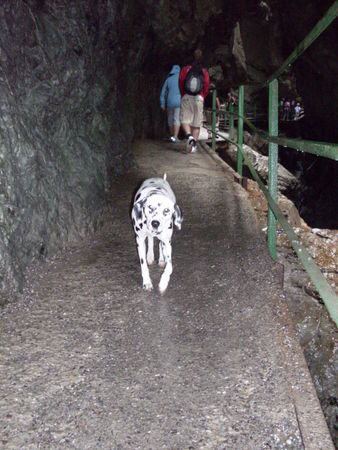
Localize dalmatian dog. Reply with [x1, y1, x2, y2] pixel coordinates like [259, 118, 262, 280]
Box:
[131, 174, 183, 293]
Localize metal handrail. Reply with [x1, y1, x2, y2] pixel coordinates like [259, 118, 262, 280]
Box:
[234, 111, 338, 161]
[204, 125, 338, 327]
[207, 2, 338, 326]
[205, 108, 337, 161]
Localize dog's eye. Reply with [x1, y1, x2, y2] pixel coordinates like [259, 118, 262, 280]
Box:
[163, 208, 170, 215]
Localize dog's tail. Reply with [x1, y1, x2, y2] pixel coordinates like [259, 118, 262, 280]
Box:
[163, 173, 167, 181]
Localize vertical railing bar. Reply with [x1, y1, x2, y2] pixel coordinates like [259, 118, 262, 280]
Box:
[212, 89, 216, 151]
[268, 79, 279, 260]
[237, 85, 244, 176]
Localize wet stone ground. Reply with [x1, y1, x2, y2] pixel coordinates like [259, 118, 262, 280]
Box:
[212, 137, 337, 447]
[0, 140, 334, 449]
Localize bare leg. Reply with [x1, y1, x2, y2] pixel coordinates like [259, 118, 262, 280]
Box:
[191, 126, 200, 141]
[173, 124, 180, 139]
[181, 123, 191, 136]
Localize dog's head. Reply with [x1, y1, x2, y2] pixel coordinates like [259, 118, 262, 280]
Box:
[133, 193, 182, 235]
[143, 194, 176, 235]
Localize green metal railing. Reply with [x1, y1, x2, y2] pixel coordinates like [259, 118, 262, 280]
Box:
[207, 1, 338, 326]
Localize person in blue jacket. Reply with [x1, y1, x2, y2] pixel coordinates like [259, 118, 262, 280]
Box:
[160, 65, 181, 143]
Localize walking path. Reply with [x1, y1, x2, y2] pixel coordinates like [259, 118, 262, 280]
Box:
[0, 140, 333, 449]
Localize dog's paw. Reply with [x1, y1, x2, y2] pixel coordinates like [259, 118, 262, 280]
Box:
[158, 279, 169, 294]
[143, 281, 153, 291]
[158, 260, 165, 268]
[147, 257, 155, 265]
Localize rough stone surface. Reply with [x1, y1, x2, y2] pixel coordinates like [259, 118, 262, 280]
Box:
[0, 1, 133, 301]
[0, 140, 333, 449]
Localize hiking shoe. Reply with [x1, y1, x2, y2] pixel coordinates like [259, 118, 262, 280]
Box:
[190, 144, 197, 153]
[186, 136, 196, 152]
[169, 136, 177, 143]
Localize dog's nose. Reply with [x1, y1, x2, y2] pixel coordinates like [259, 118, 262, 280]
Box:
[151, 220, 160, 229]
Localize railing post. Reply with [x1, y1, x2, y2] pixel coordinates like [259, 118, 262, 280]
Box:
[237, 85, 244, 176]
[212, 89, 216, 151]
[268, 78, 279, 260]
[229, 102, 234, 139]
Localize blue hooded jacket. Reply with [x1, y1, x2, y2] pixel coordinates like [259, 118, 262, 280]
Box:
[160, 65, 181, 109]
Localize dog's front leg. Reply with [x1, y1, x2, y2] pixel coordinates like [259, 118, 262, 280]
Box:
[147, 235, 155, 265]
[158, 240, 165, 267]
[158, 239, 172, 294]
[136, 235, 153, 291]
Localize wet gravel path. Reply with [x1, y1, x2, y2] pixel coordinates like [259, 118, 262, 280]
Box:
[0, 140, 333, 449]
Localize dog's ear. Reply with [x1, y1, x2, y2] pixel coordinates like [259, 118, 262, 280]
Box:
[173, 204, 183, 230]
[132, 200, 145, 220]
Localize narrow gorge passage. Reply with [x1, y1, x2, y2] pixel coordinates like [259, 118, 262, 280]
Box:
[0, 141, 333, 449]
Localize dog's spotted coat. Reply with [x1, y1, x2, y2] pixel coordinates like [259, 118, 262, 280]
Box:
[131, 174, 183, 293]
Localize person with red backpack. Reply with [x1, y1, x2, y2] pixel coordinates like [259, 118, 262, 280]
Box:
[179, 49, 210, 153]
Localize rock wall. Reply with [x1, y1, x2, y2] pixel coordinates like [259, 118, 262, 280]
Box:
[0, 1, 131, 299]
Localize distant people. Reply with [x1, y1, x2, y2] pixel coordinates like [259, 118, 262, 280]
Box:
[294, 102, 302, 120]
[282, 99, 291, 121]
[290, 100, 296, 120]
[279, 97, 285, 116]
[226, 91, 236, 109]
[179, 49, 210, 153]
[160, 65, 181, 143]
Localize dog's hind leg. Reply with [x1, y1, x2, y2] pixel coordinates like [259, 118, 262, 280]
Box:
[146, 235, 155, 265]
[136, 235, 153, 291]
[158, 239, 172, 294]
